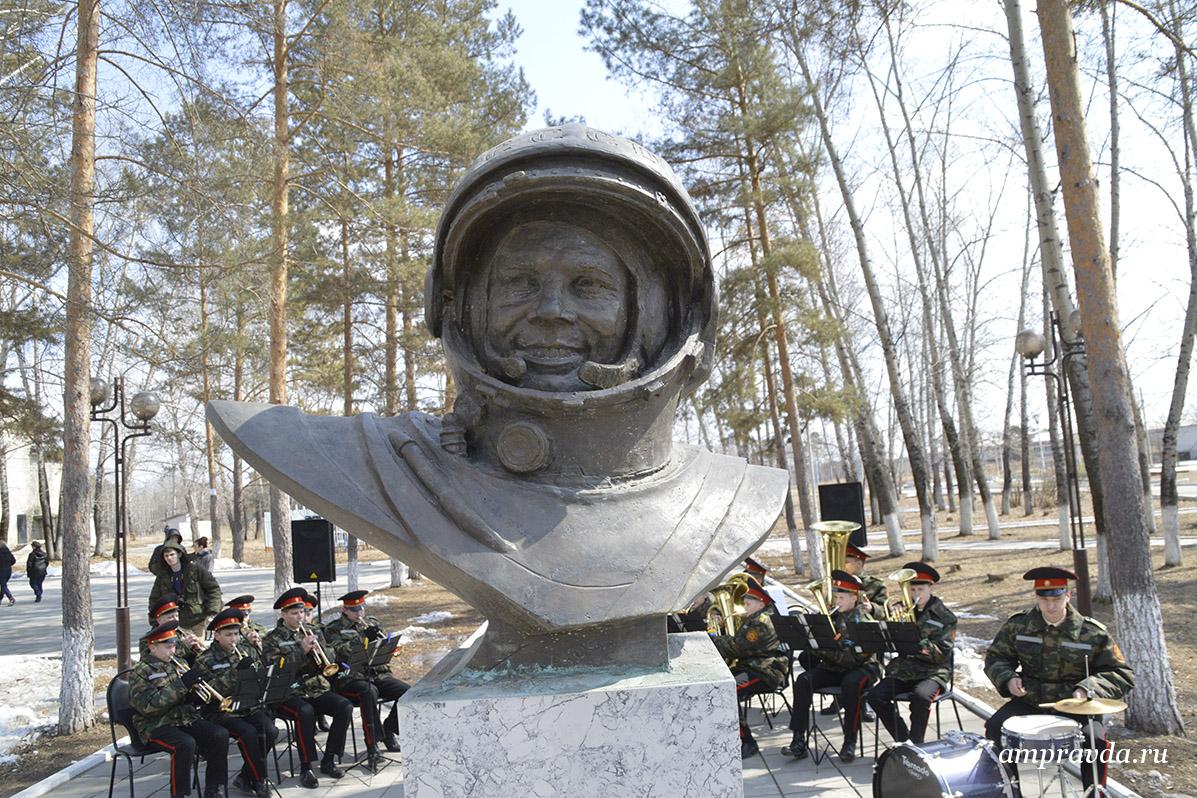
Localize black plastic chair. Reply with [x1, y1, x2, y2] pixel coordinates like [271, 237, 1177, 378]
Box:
[106, 671, 200, 798]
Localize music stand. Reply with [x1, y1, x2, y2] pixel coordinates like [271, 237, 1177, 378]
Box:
[233, 653, 298, 792]
[775, 613, 845, 764]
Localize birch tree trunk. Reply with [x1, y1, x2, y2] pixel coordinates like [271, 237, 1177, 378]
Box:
[200, 268, 222, 560]
[59, 0, 99, 735]
[0, 442, 8, 542]
[231, 303, 246, 564]
[1037, 0, 1184, 734]
[342, 214, 358, 592]
[269, 0, 293, 596]
[1160, 0, 1197, 567]
[1045, 292, 1071, 549]
[792, 43, 935, 555]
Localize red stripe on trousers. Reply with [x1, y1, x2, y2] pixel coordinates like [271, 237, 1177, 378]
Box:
[148, 737, 179, 797]
[342, 691, 374, 747]
[230, 731, 260, 781]
[279, 704, 310, 762]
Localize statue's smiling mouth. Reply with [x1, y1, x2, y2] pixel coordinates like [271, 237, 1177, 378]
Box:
[518, 345, 585, 368]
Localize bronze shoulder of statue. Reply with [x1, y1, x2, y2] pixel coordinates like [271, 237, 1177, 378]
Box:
[207, 124, 790, 672]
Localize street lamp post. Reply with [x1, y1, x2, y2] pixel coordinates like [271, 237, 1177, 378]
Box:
[1015, 312, 1093, 615]
[90, 377, 160, 672]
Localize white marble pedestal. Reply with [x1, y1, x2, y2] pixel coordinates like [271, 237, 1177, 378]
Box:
[398, 630, 741, 798]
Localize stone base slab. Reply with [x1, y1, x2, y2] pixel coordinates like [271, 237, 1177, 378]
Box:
[398, 630, 741, 797]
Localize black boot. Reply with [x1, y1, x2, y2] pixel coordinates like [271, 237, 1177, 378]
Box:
[365, 747, 384, 772]
[253, 780, 270, 798]
[203, 786, 227, 798]
[299, 768, 318, 789]
[319, 756, 344, 779]
[781, 734, 809, 760]
[384, 732, 401, 753]
[839, 739, 856, 763]
[232, 772, 253, 796]
[820, 698, 841, 716]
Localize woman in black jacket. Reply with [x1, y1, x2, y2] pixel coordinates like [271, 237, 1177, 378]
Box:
[26, 541, 49, 602]
[0, 541, 15, 605]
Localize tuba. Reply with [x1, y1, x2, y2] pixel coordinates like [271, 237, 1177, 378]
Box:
[706, 573, 751, 636]
[885, 568, 918, 623]
[810, 520, 859, 614]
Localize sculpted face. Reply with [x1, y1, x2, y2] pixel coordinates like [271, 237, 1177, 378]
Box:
[484, 221, 630, 391]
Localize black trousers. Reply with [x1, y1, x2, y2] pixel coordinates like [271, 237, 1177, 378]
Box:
[866, 676, 942, 744]
[276, 692, 352, 765]
[215, 711, 278, 783]
[789, 664, 875, 742]
[373, 674, 409, 735]
[985, 698, 1111, 793]
[734, 671, 774, 744]
[337, 680, 382, 750]
[29, 573, 44, 599]
[146, 720, 229, 798]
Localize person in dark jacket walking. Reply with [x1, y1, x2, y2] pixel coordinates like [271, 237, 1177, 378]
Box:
[149, 540, 222, 634]
[25, 541, 48, 602]
[0, 542, 15, 605]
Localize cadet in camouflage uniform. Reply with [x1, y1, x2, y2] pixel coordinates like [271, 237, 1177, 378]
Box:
[194, 609, 277, 798]
[261, 588, 352, 787]
[712, 577, 789, 759]
[149, 540, 223, 635]
[842, 544, 887, 620]
[782, 571, 880, 763]
[225, 595, 269, 649]
[141, 594, 203, 665]
[323, 590, 410, 755]
[128, 621, 230, 798]
[866, 561, 957, 745]
[984, 567, 1134, 794]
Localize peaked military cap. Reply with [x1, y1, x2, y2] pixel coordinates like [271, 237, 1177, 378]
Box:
[274, 587, 308, 611]
[208, 608, 246, 632]
[742, 557, 768, 580]
[744, 576, 774, 606]
[1024, 566, 1076, 596]
[143, 620, 180, 643]
[301, 590, 317, 609]
[830, 569, 863, 593]
[150, 593, 181, 619]
[226, 595, 255, 610]
[845, 544, 870, 561]
[339, 590, 369, 607]
[903, 561, 941, 584]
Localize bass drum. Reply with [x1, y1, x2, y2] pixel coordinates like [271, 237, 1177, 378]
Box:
[873, 731, 1015, 798]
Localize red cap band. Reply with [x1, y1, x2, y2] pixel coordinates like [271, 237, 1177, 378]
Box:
[211, 616, 242, 632]
[154, 601, 178, 617]
[147, 628, 177, 644]
[1034, 578, 1069, 589]
[279, 596, 306, 611]
[832, 578, 861, 593]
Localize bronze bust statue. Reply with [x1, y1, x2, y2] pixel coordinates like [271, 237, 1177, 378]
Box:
[208, 125, 788, 671]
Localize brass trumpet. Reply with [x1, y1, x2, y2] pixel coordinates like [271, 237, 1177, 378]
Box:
[299, 621, 340, 677]
[172, 656, 233, 712]
[885, 568, 918, 623]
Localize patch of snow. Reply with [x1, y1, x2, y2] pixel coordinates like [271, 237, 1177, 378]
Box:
[753, 538, 804, 557]
[364, 594, 395, 606]
[45, 565, 61, 577]
[944, 603, 998, 620]
[954, 634, 993, 690]
[0, 655, 62, 761]
[398, 625, 443, 641]
[212, 558, 255, 572]
[90, 561, 142, 577]
[410, 611, 453, 625]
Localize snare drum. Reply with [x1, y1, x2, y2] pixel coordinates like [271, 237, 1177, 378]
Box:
[1000, 714, 1082, 753]
[873, 731, 1015, 798]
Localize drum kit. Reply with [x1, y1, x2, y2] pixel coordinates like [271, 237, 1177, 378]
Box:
[873, 697, 1127, 798]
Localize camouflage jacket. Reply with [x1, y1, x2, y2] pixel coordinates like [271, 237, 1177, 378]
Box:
[812, 604, 881, 677]
[322, 613, 394, 680]
[713, 609, 789, 691]
[148, 561, 222, 629]
[194, 641, 260, 717]
[128, 656, 200, 739]
[860, 574, 888, 620]
[885, 594, 957, 687]
[262, 620, 332, 698]
[984, 605, 1134, 705]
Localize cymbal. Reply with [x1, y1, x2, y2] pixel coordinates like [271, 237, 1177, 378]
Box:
[1039, 697, 1128, 715]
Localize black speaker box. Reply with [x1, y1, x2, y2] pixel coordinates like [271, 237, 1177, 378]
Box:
[817, 481, 868, 547]
[291, 518, 336, 583]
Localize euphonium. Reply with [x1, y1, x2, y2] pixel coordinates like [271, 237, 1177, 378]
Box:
[299, 621, 340, 677]
[172, 656, 233, 712]
[706, 574, 750, 636]
[885, 568, 918, 623]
